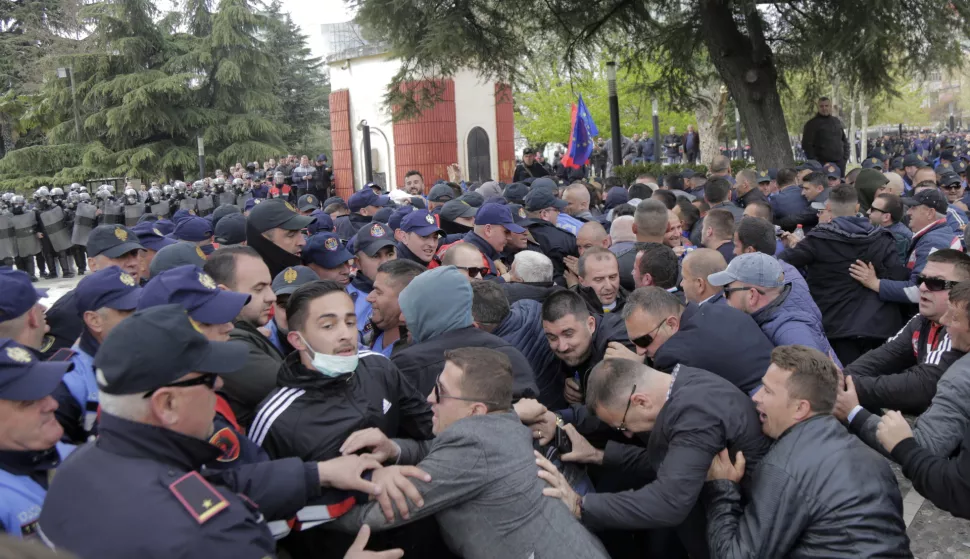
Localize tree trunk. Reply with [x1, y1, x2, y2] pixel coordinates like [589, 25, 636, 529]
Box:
[848, 97, 857, 165]
[860, 95, 869, 163]
[699, 0, 794, 169]
[694, 81, 728, 167]
[0, 120, 15, 159]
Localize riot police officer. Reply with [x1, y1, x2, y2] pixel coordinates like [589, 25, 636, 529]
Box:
[122, 188, 144, 227]
[10, 195, 40, 281]
[36, 187, 75, 278]
[38, 304, 414, 559]
[70, 192, 97, 275]
[0, 338, 74, 540]
[0, 193, 17, 268]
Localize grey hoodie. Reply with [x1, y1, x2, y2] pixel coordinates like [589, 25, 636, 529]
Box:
[399, 266, 473, 343]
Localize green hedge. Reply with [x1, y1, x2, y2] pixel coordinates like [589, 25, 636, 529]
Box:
[613, 159, 753, 186]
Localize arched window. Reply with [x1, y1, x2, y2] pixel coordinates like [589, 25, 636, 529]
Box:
[467, 127, 491, 182]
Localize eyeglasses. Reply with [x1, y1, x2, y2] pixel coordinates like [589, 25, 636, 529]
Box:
[723, 285, 766, 297]
[433, 375, 498, 407]
[455, 266, 485, 278]
[942, 184, 964, 191]
[616, 384, 636, 432]
[919, 275, 961, 292]
[868, 206, 887, 214]
[630, 318, 669, 349]
[143, 373, 218, 398]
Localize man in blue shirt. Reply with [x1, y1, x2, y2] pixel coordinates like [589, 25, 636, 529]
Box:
[0, 338, 74, 539]
[347, 222, 397, 334]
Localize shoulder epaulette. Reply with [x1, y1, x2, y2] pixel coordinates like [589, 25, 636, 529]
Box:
[168, 471, 229, 524]
[47, 347, 75, 362]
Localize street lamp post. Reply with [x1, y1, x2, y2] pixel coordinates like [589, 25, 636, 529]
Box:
[357, 120, 373, 184]
[734, 107, 742, 160]
[606, 62, 622, 173]
[57, 66, 81, 141]
[197, 136, 205, 180]
[651, 98, 661, 163]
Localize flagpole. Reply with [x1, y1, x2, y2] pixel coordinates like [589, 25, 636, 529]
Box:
[607, 62, 622, 175]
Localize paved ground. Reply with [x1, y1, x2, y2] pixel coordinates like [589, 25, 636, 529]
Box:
[29, 273, 970, 555]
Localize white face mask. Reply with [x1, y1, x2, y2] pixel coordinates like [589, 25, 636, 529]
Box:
[298, 333, 358, 377]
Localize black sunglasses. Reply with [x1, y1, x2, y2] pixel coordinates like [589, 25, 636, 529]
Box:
[143, 373, 218, 398]
[919, 275, 961, 292]
[942, 184, 964, 191]
[631, 319, 668, 349]
[868, 206, 887, 214]
[433, 375, 498, 407]
[616, 384, 636, 432]
[455, 266, 485, 278]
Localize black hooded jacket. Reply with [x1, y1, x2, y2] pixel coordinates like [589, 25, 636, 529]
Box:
[247, 221, 301, 280]
[778, 216, 906, 340]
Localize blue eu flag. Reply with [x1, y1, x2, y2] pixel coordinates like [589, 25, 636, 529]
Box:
[564, 95, 599, 168]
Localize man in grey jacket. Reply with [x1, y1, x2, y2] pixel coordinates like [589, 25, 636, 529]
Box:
[838, 281, 970, 460]
[705, 345, 911, 558]
[333, 347, 609, 559]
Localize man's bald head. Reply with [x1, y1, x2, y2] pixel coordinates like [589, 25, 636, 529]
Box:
[563, 183, 591, 216]
[577, 221, 610, 255]
[680, 248, 727, 304]
[610, 216, 635, 243]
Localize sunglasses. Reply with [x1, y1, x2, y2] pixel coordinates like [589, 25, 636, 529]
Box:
[143, 373, 218, 398]
[919, 275, 961, 292]
[631, 318, 669, 349]
[433, 375, 498, 407]
[942, 184, 964, 191]
[455, 266, 485, 278]
[868, 206, 887, 214]
[616, 384, 636, 432]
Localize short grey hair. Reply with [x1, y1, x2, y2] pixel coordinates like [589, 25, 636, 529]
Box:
[621, 286, 684, 321]
[98, 391, 151, 421]
[586, 358, 650, 412]
[511, 251, 553, 283]
[634, 199, 669, 238]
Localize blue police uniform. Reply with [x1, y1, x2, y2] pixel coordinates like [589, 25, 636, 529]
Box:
[347, 274, 375, 334]
[770, 184, 810, 223]
[0, 443, 73, 540]
[60, 346, 99, 440]
[555, 212, 583, 235]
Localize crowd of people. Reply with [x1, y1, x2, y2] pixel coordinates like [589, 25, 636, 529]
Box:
[5, 99, 970, 558]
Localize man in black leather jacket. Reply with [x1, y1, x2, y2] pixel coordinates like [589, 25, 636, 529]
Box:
[704, 345, 912, 558]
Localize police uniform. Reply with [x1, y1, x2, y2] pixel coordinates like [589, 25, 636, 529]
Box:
[54, 266, 143, 443]
[0, 338, 74, 540]
[38, 305, 324, 558]
[347, 222, 396, 334]
[521, 190, 578, 286]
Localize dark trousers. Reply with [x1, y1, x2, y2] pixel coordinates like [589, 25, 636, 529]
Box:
[830, 337, 885, 367]
[15, 256, 36, 278]
[73, 245, 87, 274]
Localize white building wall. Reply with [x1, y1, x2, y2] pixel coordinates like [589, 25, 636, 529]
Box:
[329, 55, 400, 191]
[453, 69, 499, 182]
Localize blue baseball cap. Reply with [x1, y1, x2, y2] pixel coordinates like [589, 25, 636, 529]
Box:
[75, 266, 143, 314]
[173, 216, 213, 242]
[372, 207, 393, 224]
[388, 206, 414, 231]
[272, 265, 320, 296]
[153, 219, 176, 236]
[87, 225, 144, 259]
[0, 339, 72, 401]
[475, 203, 525, 233]
[172, 209, 193, 225]
[377, 195, 393, 207]
[131, 222, 177, 253]
[149, 243, 208, 278]
[355, 222, 396, 257]
[0, 268, 47, 322]
[214, 213, 247, 245]
[137, 265, 250, 324]
[861, 157, 884, 171]
[304, 232, 354, 269]
[307, 210, 334, 235]
[524, 189, 568, 212]
[823, 163, 841, 179]
[212, 204, 241, 229]
[400, 210, 443, 236]
[349, 189, 380, 212]
[503, 183, 529, 204]
[409, 197, 427, 210]
[244, 198, 256, 212]
[95, 305, 249, 396]
[298, 194, 319, 212]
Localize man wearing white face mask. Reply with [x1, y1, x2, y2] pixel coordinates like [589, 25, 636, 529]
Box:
[249, 280, 440, 555]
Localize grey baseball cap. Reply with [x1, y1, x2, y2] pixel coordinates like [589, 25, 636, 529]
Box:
[428, 183, 456, 202]
[707, 252, 785, 288]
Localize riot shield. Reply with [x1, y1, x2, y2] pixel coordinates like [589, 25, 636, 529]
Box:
[102, 201, 125, 225]
[124, 204, 144, 227]
[40, 206, 72, 252]
[195, 195, 214, 216]
[72, 203, 98, 246]
[218, 192, 236, 207]
[179, 198, 197, 213]
[12, 212, 41, 256]
[236, 192, 253, 211]
[0, 214, 18, 260]
[150, 201, 171, 219]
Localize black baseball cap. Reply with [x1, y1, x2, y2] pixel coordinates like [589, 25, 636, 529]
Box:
[149, 242, 207, 278]
[756, 170, 771, 184]
[87, 225, 144, 258]
[457, 191, 485, 208]
[440, 200, 477, 222]
[95, 304, 249, 396]
[248, 199, 314, 233]
[524, 189, 568, 212]
[823, 163, 841, 179]
[939, 171, 962, 187]
[796, 160, 823, 172]
[0, 339, 72, 401]
[354, 222, 396, 257]
[903, 189, 950, 214]
[890, 157, 905, 171]
[214, 213, 247, 245]
[903, 153, 926, 167]
[298, 194, 319, 212]
[523, 147, 535, 155]
[428, 183, 455, 203]
[272, 265, 320, 296]
[503, 182, 530, 203]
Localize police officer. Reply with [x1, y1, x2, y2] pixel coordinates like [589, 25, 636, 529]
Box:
[136, 264, 266, 469]
[0, 268, 51, 353]
[42, 225, 144, 358]
[38, 304, 411, 559]
[303, 232, 355, 286]
[55, 266, 142, 443]
[10, 195, 40, 281]
[347, 222, 397, 333]
[521, 189, 579, 286]
[513, 147, 550, 182]
[0, 339, 74, 540]
[265, 265, 319, 356]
